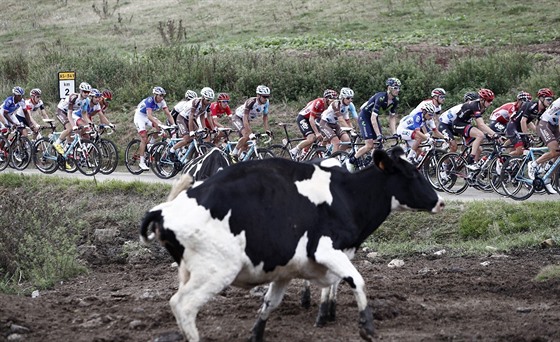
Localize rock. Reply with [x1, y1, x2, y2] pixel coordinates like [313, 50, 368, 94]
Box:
[79, 317, 104, 328]
[433, 249, 446, 256]
[516, 307, 532, 313]
[7, 334, 24, 341]
[418, 267, 435, 276]
[93, 228, 120, 243]
[388, 259, 404, 268]
[366, 252, 378, 259]
[129, 319, 145, 329]
[10, 324, 30, 334]
[31, 290, 40, 298]
[480, 261, 491, 267]
[249, 285, 268, 297]
[170, 262, 178, 268]
[541, 238, 556, 248]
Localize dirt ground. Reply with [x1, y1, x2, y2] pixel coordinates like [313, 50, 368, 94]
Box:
[1, 242, 559, 342]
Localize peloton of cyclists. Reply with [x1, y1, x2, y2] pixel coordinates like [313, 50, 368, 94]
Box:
[488, 91, 532, 134]
[318, 87, 354, 154]
[1, 87, 34, 138]
[438, 91, 480, 153]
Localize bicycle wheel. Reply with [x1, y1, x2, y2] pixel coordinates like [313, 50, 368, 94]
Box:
[125, 139, 145, 174]
[330, 151, 350, 165]
[249, 148, 275, 160]
[436, 152, 469, 195]
[488, 155, 509, 196]
[0, 136, 9, 171]
[9, 136, 32, 170]
[500, 157, 534, 200]
[420, 150, 444, 192]
[305, 146, 327, 161]
[269, 144, 291, 159]
[151, 142, 179, 179]
[471, 150, 494, 193]
[32, 137, 58, 174]
[75, 139, 101, 176]
[98, 139, 119, 175]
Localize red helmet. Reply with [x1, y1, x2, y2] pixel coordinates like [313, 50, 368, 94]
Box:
[102, 89, 113, 100]
[217, 93, 230, 101]
[478, 88, 495, 102]
[537, 88, 554, 98]
[516, 91, 532, 102]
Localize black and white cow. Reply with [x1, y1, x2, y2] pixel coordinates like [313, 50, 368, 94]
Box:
[140, 147, 444, 342]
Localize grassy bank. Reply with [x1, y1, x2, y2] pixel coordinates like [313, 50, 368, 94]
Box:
[0, 173, 558, 294]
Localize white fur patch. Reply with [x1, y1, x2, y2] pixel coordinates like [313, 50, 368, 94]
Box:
[320, 158, 342, 169]
[391, 196, 410, 211]
[295, 165, 333, 205]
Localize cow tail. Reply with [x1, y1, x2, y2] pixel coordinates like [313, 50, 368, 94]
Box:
[167, 173, 194, 201]
[139, 210, 163, 243]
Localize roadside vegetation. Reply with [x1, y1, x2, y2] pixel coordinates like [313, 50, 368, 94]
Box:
[0, 174, 558, 294]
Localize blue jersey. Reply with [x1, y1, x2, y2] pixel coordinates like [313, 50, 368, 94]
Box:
[2, 96, 24, 115]
[359, 92, 399, 118]
[399, 110, 435, 131]
[136, 96, 168, 115]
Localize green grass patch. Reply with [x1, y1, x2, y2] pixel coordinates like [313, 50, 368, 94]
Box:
[534, 265, 560, 282]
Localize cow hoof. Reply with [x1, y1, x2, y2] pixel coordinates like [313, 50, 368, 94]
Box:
[153, 330, 184, 342]
[359, 328, 375, 342]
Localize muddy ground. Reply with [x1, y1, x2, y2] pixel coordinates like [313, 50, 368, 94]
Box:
[1, 243, 559, 342]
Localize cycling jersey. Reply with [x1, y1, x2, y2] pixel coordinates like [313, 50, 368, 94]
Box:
[508, 100, 543, 131]
[359, 92, 399, 117]
[2, 96, 25, 116]
[343, 102, 358, 121]
[298, 98, 327, 119]
[234, 97, 269, 120]
[321, 100, 351, 124]
[454, 100, 487, 125]
[135, 96, 168, 116]
[489, 102, 516, 124]
[439, 103, 462, 125]
[178, 98, 210, 119]
[398, 110, 436, 132]
[16, 98, 44, 118]
[57, 93, 88, 114]
[210, 101, 232, 118]
[411, 99, 442, 117]
[539, 98, 560, 126]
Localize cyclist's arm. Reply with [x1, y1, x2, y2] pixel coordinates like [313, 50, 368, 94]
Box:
[96, 110, 111, 125]
[163, 107, 174, 126]
[243, 109, 252, 134]
[309, 114, 322, 137]
[262, 114, 269, 132]
[146, 108, 160, 130]
[474, 117, 496, 136]
[370, 111, 382, 136]
[520, 116, 529, 134]
[389, 113, 397, 135]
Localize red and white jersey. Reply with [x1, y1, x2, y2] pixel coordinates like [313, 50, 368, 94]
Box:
[489, 102, 516, 124]
[298, 98, 326, 119]
[16, 98, 44, 118]
[210, 102, 232, 118]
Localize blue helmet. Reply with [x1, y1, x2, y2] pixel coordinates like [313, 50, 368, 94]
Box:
[90, 88, 102, 97]
[12, 86, 25, 96]
[152, 86, 166, 95]
[386, 77, 401, 88]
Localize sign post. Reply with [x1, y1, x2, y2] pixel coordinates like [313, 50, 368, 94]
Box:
[58, 71, 76, 99]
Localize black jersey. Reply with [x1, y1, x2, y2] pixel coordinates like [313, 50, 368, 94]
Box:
[454, 100, 486, 125]
[509, 100, 543, 131]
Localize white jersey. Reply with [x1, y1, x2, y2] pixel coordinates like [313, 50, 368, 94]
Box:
[321, 100, 351, 124]
[412, 99, 442, 116]
[235, 97, 269, 120]
[16, 98, 44, 118]
[57, 93, 88, 113]
[178, 98, 210, 119]
[439, 103, 463, 125]
[540, 98, 560, 126]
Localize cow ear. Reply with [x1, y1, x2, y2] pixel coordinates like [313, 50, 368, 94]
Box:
[373, 149, 394, 171]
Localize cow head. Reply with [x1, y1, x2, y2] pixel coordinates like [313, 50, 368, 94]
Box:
[373, 147, 444, 213]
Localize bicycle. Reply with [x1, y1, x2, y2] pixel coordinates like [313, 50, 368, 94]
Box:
[499, 146, 560, 200]
[3, 125, 33, 171]
[90, 124, 118, 175]
[217, 128, 274, 163]
[333, 133, 401, 171]
[31, 119, 58, 173]
[150, 129, 214, 179]
[0, 129, 9, 171]
[124, 124, 177, 175]
[268, 122, 306, 160]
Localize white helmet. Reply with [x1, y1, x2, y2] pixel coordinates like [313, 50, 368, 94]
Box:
[152, 86, 166, 95]
[200, 87, 215, 100]
[421, 101, 437, 115]
[256, 85, 271, 95]
[12, 86, 25, 96]
[30, 88, 42, 96]
[431, 88, 446, 97]
[185, 90, 197, 100]
[79, 82, 92, 92]
[339, 87, 354, 99]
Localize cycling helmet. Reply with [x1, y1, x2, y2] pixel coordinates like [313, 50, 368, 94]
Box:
[323, 89, 338, 100]
[256, 85, 271, 95]
[185, 90, 197, 100]
[79, 82, 92, 92]
[200, 87, 215, 100]
[90, 88, 102, 97]
[516, 91, 532, 102]
[12, 86, 25, 96]
[339, 87, 354, 99]
[152, 86, 166, 95]
[386, 77, 402, 88]
[421, 101, 437, 115]
[102, 89, 113, 100]
[30, 88, 42, 96]
[463, 91, 479, 102]
[217, 92, 230, 101]
[478, 88, 495, 102]
[537, 88, 554, 98]
[431, 88, 446, 97]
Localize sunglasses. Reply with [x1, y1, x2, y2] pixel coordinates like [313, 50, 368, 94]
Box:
[260, 95, 270, 99]
[390, 86, 400, 91]
[344, 97, 353, 100]
[82, 91, 90, 94]
[544, 97, 553, 102]
[220, 100, 229, 104]
[438, 95, 446, 99]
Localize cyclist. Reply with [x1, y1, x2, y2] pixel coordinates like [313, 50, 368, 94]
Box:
[206, 92, 232, 144]
[87, 89, 114, 128]
[348, 77, 401, 167]
[489, 91, 532, 134]
[318, 87, 353, 154]
[100, 89, 113, 114]
[133, 86, 175, 171]
[169, 87, 215, 161]
[54, 82, 92, 154]
[230, 85, 272, 162]
[14, 88, 51, 138]
[439, 91, 479, 153]
[411, 88, 447, 124]
[452, 88, 498, 170]
[533, 95, 559, 194]
[169, 90, 197, 126]
[507, 88, 553, 159]
[397, 101, 447, 164]
[289, 89, 338, 159]
[2, 87, 34, 137]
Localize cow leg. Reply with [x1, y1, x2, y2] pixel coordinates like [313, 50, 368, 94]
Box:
[314, 246, 375, 341]
[315, 279, 340, 326]
[249, 279, 291, 342]
[300, 280, 311, 309]
[170, 261, 240, 342]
